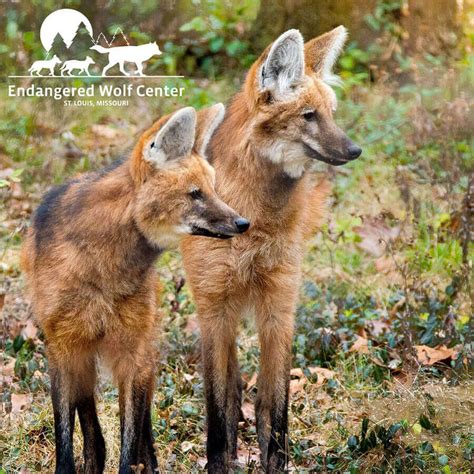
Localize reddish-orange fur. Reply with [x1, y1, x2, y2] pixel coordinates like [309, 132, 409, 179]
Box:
[21, 105, 245, 474]
[181, 27, 358, 473]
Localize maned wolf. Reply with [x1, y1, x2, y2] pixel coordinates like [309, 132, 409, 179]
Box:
[60, 56, 95, 76]
[90, 41, 161, 76]
[28, 55, 61, 76]
[181, 27, 361, 473]
[21, 105, 249, 474]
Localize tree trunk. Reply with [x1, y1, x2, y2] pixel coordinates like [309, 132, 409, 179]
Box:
[250, 0, 378, 50]
[402, 0, 460, 55]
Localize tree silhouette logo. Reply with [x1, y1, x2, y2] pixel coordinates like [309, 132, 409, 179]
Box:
[25, 8, 165, 78]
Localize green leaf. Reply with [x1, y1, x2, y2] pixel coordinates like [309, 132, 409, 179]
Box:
[180, 16, 207, 33]
[438, 454, 449, 466]
[347, 435, 359, 450]
[360, 418, 369, 439]
[419, 414, 432, 430]
[412, 423, 422, 435]
[209, 37, 224, 53]
[226, 39, 246, 57]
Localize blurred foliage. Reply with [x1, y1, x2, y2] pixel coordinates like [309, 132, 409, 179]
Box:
[1, 1, 473, 471]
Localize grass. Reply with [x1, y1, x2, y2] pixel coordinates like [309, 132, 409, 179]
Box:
[1, 57, 473, 472]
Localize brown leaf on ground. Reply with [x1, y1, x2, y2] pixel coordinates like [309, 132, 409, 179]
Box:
[183, 314, 199, 336]
[241, 401, 255, 421]
[235, 447, 259, 467]
[365, 319, 390, 338]
[91, 124, 120, 139]
[415, 345, 457, 365]
[290, 367, 304, 378]
[11, 393, 32, 414]
[350, 336, 370, 354]
[1, 360, 15, 384]
[308, 367, 335, 386]
[354, 217, 400, 257]
[290, 376, 307, 394]
[21, 319, 38, 340]
[245, 372, 258, 390]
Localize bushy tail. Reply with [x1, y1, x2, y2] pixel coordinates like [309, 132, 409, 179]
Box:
[90, 45, 108, 54]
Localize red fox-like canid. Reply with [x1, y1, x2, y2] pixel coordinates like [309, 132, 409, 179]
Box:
[181, 27, 362, 473]
[21, 104, 250, 474]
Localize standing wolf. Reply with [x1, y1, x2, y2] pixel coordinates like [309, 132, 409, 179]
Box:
[90, 41, 161, 76]
[181, 27, 362, 473]
[28, 55, 61, 76]
[21, 105, 249, 473]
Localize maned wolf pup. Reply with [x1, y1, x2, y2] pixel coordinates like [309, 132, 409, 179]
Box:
[21, 105, 249, 474]
[181, 27, 361, 473]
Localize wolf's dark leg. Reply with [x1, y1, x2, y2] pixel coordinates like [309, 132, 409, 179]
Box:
[137, 373, 159, 473]
[200, 308, 239, 474]
[76, 357, 105, 474]
[50, 365, 76, 474]
[226, 343, 243, 461]
[255, 283, 296, 473]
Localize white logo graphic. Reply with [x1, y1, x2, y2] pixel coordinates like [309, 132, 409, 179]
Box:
[16, 8, 171, 78]
[90, 43, 161, 77]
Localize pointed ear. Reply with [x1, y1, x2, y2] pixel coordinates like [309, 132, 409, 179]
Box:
[304, 26, 347, 84]
[259, 29, 305, 96]
[193, 103, 225, 157]
[144, 107, 196, 167]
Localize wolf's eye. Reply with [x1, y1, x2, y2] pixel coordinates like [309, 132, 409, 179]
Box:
[302, 111, 317, 122]
[189, 189, 203, 200]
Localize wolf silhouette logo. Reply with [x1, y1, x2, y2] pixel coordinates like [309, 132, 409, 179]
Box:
[26, 8, 163, 77]
[90, 42, 161, 76]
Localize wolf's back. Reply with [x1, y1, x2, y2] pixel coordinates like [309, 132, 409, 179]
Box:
[90, 45, 108, 54]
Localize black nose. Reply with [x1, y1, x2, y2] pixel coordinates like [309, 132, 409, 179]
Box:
[348, 144, 362, 159]
[234, 217, 250, 233]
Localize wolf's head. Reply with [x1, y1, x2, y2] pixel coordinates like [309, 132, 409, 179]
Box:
[52, 55, 61, 64]
[150, 41, 162, 56]
[244, 27, 361, 178]
[85, 56, 95, 64]
[132, 105, 249, 248]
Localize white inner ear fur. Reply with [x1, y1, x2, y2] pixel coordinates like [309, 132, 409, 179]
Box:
[144, 107, 196, 167]
[320, 25, 348, 86]
[198, 103, 225, 157]
[260, 29, 305, 98]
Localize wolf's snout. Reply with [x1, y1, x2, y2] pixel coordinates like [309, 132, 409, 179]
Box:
[234, 217, 250, 233]
[347, 144, 362, 160]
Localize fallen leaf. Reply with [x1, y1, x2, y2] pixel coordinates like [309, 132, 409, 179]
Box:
[307, 367, 335, 386]
[235, 447, 259, 467]
[245, 372, 258, 390]
[290, 377, 306, 394]
[241, 401, 255, 421]
[11, 393, 32, 414]
[290, 368, 304, 378]
[22, 319, 38, 340]
[365, 319, 390, 338]
[91, 124, 120, 139]
[354, 217, 400, 257]
[183, 373, 195, 382]
[375, 255, 397, 273]
[349, 336, 369, 354]
[180, 441, 195, 453]
[183, 314, 199, 336]
[415, 345, 456, 365]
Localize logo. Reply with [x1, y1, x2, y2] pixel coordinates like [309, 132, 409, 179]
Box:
[7, 8, 186, 106]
